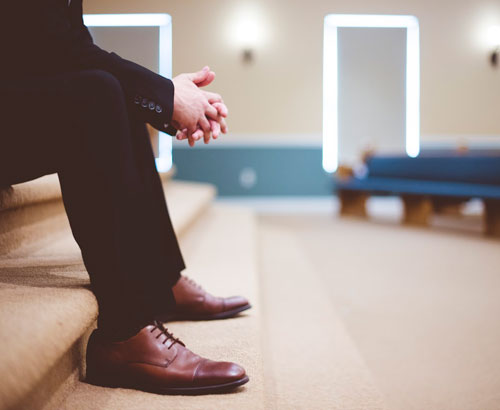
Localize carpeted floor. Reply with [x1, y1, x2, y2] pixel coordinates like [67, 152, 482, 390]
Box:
[259, 211, 500, 410]
[259, 221, 386, 410]
[58, 205, 265, 410]
[4, 182, 500, 409]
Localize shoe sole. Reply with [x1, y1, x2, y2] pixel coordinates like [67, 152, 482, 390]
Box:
[167, 304, 252, 322]
[155, 375, 250, 395]
[87, 375, 250, 396]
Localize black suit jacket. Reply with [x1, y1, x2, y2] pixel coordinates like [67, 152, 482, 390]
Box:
[2, 0, 176, 134]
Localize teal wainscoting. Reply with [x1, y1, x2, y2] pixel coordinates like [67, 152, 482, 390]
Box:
[172, 146, 332, 196]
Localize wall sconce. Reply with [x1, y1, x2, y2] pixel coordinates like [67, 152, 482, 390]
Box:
[234, 19, 261, 64]
[488, 26, 500, 67]
[228, 4, 267, 65]
[242, 49, 255, 64]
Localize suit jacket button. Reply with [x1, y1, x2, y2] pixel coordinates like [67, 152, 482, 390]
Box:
[134, 95, 141, 104]
[155, 105, 163, 113]
[141, 98, 148, 108]
[148, 101, 156, 111]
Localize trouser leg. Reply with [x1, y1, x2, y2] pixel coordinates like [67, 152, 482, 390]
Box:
[126, 118, 184, 290]
[0, 70, 184, 337]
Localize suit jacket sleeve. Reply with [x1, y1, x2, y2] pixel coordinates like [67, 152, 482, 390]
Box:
[68, 3, 177, 135]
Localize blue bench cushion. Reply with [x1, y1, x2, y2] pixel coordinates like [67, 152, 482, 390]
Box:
[337, 177, 500, 200]
[366, 156, 500, 186]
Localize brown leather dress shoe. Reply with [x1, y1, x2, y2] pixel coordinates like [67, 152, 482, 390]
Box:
[169, 276, 251, 321]
[86, 321, 249, 395]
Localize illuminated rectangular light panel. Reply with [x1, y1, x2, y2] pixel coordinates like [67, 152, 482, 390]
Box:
[323, 14, 420, 173]
[83, 14, 173, 172]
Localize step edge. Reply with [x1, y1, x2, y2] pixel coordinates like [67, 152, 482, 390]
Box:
[0, 167, 176, 214]
[0, 291, 98, 410]
[165, 181, 217, 237]
[0, 179, 216, 408]
[0, 175, 62, 213]
[59, 204, 265, 409]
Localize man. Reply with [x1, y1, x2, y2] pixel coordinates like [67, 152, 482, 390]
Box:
[0, 0, 251, 395]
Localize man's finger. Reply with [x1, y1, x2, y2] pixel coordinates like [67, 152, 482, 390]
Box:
[213, 102, 228, 118]
[210, 120, 221, 139]
[203, 91, 223, 104]
[204, 129, 211, 144]
[198, 117, 212, 144]
[192, 129, 204, 141]
[204, 104, 219, 121]
[177, 129, 188, 140]
[186, 121, 199, 137]
[219, 117, 228, 134]
[199, 116, 211, 133]
[188, 130, 201, 146]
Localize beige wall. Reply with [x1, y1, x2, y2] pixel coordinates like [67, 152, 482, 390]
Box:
[84, 0, 500, 142]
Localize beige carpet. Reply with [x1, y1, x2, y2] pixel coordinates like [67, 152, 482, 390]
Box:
[59, 204, 265, 410]
[259, 213, 500, 410]
[4, 176, 499, 410]
[0, 179, 220, 410]
[0, 225, 95, 410]
[259, 223, 387, 410]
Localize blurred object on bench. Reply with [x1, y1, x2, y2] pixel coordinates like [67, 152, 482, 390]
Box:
[335, 154, 500, 237]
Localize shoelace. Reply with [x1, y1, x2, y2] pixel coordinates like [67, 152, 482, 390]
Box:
[182, 275, 204, 291]
[151, 320, 185, 349]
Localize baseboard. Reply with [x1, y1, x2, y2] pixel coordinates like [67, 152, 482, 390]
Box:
[173, 145, 331, 196]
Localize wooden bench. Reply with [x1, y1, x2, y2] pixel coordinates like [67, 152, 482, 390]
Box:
[336, 155, 500, 237]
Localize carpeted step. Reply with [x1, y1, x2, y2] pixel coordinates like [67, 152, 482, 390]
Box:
[259, 222, 387, 409]
[0, 178, 216, 410]
[0, 169, 177, 256]
[56, 204, 264, 410]
[164, 181, 216, 237]
[0, 175, 67, 256]
[0, 170, 176, 213]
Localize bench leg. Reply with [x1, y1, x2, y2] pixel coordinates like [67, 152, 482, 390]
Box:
[432, 198, 464, 216]
[484, 200, 500, 238]
[339, 191, 367, 218]
[402, 195, 433, 226]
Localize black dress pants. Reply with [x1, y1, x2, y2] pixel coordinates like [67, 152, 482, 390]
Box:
[0, 70, 184, 337]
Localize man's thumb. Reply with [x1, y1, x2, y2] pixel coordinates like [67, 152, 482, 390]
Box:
[188, 66, 210, 84]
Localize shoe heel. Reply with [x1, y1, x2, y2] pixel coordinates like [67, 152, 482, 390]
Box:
[85, 331, 125, 388]
[85, 361, 122, 388]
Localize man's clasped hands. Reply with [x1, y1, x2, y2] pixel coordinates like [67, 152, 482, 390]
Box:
[171, 66, 228, 147]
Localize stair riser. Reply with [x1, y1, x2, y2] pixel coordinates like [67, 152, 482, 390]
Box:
[9, 326, 95, 410]
[0, 200, 68, 256]
[57, 205, 265, 409]
[0, 171, 176, 257]
[0, 177, 210, 256]
[0, 180, 219, 410]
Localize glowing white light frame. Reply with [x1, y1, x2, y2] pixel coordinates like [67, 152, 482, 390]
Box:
[83, 14, 173, 172]
[323, 14, 421, 173]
